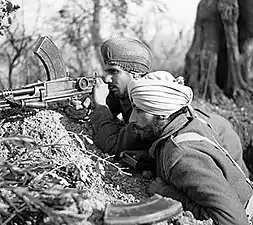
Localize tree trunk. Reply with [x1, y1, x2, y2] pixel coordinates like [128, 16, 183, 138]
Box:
[184, 0, 222, 103]
[184, 0, 253, 104]
[91, 0, 103, 67]
[238, 0, 253, 86]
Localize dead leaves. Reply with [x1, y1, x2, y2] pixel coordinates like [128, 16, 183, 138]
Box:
[0, 135, 37, 149]
[95, 161, 105, 176]
[70, 132, 132, 177]
[0, 184, 94, 225]
[0, 127, 131, 224]
[0, 161, 95, 225]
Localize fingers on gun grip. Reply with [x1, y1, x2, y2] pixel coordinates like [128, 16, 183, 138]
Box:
[82, 97, 91, 108]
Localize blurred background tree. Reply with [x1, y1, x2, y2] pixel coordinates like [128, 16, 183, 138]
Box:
[50, 0, 170, 78]
[184, 0, 253, 104]
[0, 0, 197, 88]
[0, 0, 46, 89]
[0, 0, 19, 35]
[3, 0, 253, 105]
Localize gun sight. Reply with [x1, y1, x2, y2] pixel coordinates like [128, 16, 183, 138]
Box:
[76, 77, 96, 91]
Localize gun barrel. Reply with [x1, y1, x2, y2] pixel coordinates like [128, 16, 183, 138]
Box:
[0, 87, 35, 98]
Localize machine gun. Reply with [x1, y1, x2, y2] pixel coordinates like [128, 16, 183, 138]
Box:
[0, 36, 96, 110]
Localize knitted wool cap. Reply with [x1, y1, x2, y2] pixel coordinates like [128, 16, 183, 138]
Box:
[100, 37, 152, 73]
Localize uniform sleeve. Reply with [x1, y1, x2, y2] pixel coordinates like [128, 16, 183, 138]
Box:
[208, 114, 241, 161]
[89, 105, 152, 158]
[106, 91, 121, 119]
[166, 149, 249, 225]
[207, 114, 249, 177]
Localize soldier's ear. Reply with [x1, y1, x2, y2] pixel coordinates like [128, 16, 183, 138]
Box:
[131, 72, 144, 79]
[175, 76, 185, 85]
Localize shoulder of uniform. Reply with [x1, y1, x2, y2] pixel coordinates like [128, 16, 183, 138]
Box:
[162, 136, 185, 171]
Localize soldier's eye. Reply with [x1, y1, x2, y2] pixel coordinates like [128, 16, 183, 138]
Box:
[136, 107, 143, 113]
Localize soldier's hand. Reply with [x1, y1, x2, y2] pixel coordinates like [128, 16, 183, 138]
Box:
[123, 150, 149, 160]
[147, 177, 183, 201]
[92, 77, 109, 107]
[148, 177, 168, 196]
[64, 97, 92, 120]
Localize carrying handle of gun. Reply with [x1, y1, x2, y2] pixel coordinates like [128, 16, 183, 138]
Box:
[33, 36, 67, 81]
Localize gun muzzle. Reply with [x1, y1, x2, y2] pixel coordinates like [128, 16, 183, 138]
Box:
[0, 87, 35, 98]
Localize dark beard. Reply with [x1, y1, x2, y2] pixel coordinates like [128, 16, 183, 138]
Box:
[118, 90, 129, 100]
[110, 89, 128, 100]
[133, 118, 164, 142]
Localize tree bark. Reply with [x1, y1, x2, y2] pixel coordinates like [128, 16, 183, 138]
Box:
[218, 0, 253, 98]
[91, 0, 103, 67]
[184, 0, 222, 103]
[238, 0, 253, 85]
[184, 0, 253, 103]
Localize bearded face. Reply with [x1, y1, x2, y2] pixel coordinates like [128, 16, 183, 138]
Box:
[133, 116, 165, 142]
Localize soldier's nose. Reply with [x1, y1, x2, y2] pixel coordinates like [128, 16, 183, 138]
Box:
[104, 74, 112, 83]
[129, 111, 137, 123]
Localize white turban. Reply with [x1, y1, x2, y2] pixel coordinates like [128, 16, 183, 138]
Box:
[128, 71, 193, 116]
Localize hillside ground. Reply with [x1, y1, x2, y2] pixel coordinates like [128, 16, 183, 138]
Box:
[0, 95, 252, 225]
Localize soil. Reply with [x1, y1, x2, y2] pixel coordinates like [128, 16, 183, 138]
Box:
[0, 96, 252, 225]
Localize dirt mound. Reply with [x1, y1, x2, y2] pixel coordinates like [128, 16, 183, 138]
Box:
[0, 109, 173, 224]
[1, 97, 251, 225]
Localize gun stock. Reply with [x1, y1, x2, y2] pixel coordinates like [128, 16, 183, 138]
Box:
[34, 36, 66, 81]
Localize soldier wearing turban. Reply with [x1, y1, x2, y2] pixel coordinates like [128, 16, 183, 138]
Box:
[128, 71, 253, 225]
[128, 71, 193, 117]
[89, 37, 249, 179]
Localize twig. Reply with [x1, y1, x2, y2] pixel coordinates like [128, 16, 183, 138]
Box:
[31, 162, 72, 186]
[2, 203, 27, 225]
[1, 132, 132, 177]
[70, 132, 132, 176]
[38, 135, 71, 148]
[1, 195, 25, 222]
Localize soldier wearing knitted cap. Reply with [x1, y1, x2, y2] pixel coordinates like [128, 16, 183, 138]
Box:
[89, 37, 155, 169]
[100, 37, 152, 75]
[98, 37, 152, 100]
[128, 71, 253, 225]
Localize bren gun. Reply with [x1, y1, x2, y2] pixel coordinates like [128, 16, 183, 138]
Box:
[0, 36, 96, 110]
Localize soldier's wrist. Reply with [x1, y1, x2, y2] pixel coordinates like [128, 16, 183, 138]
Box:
[95, 102, 108, 108]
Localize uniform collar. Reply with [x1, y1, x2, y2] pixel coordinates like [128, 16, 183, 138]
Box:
[149, 110, 193, 158]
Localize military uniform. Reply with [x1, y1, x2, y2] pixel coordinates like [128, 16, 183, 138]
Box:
[126, 70, 253, 224]
[90, 93, 249, 176]
[90, 92, 154, 160]
[90, 37, 154, 162]
[148, 110, 252, 225]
